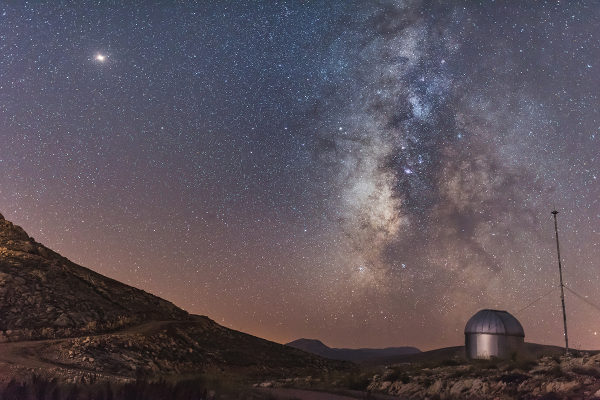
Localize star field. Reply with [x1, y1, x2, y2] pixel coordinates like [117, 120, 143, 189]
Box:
[1, 1, 599, 351]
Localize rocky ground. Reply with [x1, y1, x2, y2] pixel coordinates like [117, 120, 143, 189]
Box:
[259, 352, 600, 399]
[363, 353, 600, 399]
[0, 213, 189, 342]
[0, 212, 353, 394]
[35, 316, 351, 380]
[0, 316, 353, 398]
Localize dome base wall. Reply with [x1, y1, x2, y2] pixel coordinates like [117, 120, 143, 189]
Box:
[465, 333, 524, 359]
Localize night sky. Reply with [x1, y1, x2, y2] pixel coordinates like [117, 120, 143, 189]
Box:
[1, 1, 599, 351]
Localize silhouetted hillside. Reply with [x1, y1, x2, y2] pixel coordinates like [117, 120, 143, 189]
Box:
[0, 213, 189, 342]
[361, 342, 575, 366]
[0, 212, 353, 381]
[286, 338, 421, 362]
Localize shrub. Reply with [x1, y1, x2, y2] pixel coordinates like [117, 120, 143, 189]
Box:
[421, 377, 433, 388]
[382, 369, 400, 382]
[337, 370, 375, 391]
[441, 359, 463, 367]
[572, 366, 600, 378]
[543, 366, 566, 379]
[448, 367, 471, 379]
[348, 377, 371, 391]
[0, 373, 252, 400]
[500, 373, 528, 384]
[516, 359, 538, 372]
[503, 358, 537, 373]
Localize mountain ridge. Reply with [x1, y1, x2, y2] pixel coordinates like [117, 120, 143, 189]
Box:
[286, 338, 421, 362]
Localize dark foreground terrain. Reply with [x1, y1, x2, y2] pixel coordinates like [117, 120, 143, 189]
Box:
[0, 213, 352, 398]
[5, 342, 600, 400]
[259, 349, 600, 400]
[3, 213, 600, 399]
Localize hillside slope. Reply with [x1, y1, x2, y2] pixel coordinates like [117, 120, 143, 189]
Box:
[0, 212, 189, 342]
[36, 316, 352, 379]
[0, 213, 353, 381]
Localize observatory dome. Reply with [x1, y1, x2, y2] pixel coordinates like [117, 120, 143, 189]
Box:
[464, 309, 524, 336]
[464, 309, 524, 359]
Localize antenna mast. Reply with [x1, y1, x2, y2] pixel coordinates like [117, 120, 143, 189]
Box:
[551, 208, 569, 355]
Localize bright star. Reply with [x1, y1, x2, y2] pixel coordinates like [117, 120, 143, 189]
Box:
[95, 54, 106, 62]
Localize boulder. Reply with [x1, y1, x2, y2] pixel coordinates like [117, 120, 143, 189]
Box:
[558, 381, 580, 392]
[54, 313, 73, 327]
[426, 379, 444, 397]
[396, 382, 420, 397]
[0, 271, 13, 285]
[13, 276, 26, 286]
[450, 379, 473, 396]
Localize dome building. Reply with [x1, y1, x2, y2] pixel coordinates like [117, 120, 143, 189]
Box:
[464, 309, 525, 359]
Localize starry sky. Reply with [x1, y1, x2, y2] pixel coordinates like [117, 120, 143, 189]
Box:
[1, 1, 599, 352]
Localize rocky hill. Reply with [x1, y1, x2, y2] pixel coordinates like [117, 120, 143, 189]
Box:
[0, 212, 353, 383]
[286, 338, 421, 362]
[0, 213, 190, 342]
[33, 316, 352, 380]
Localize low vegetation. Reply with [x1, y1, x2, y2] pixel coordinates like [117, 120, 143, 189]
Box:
[0, 374, 277, 400]
[256, 351, 600, 399]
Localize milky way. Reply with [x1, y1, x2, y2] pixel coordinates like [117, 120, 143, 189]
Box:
[1, 1, 599, 350]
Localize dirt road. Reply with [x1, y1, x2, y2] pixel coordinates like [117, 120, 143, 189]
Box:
[0, 319, 182, 377]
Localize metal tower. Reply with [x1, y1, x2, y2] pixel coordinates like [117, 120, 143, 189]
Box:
[551, 209, 569, 355]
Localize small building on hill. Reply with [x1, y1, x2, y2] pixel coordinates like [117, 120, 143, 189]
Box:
[464, 309, 524, 359]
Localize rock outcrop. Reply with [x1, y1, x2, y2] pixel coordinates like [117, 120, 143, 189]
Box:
[365, 353, 600, 399]
[0, 213, 189, 341]
[37, 316, 352, 379]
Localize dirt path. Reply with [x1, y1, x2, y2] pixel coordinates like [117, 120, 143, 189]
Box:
[0, 319, 181, 375]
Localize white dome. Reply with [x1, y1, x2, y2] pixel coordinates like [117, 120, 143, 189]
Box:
[464, 309, 524, 337]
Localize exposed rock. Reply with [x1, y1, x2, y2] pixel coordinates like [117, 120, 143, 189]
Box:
[426, 379, 444, 397]
[557, 380, 580, 392]
[394, 382, 420, 397]
[470, 378, 490, 396]
[365, 352, 600, 400]
[54, 313, 73, 327]
[0, 214, 190, 341]
[450, 378, 473, 396]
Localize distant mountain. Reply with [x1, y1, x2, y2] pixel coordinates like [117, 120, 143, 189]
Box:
[286, 338, 421, 362]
